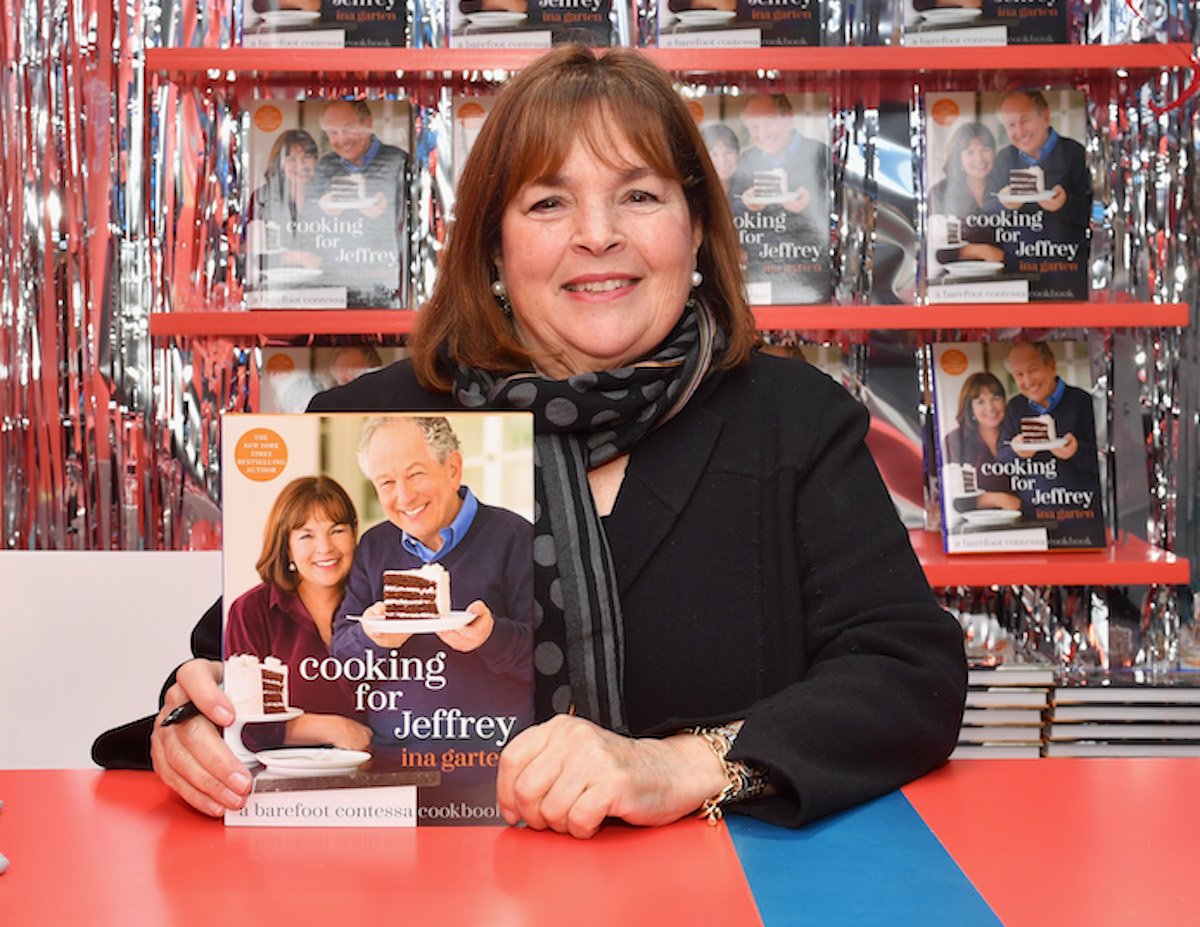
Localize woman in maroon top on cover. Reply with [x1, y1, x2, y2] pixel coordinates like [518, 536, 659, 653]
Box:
[942, 371, 1021, 513]
[224, 476, 373, 752]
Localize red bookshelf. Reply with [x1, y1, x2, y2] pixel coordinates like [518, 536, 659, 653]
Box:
[148, 302, 1189, 339]
[145, 44, 1194, 80]
[911, 530, 1189, 588]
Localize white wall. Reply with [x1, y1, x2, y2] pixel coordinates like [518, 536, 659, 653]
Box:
[0, 550, 221, 769]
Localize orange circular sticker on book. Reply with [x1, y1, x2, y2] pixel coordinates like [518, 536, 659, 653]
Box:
[930, 98, 960, 127]
[940, 349, 969, 376]
[255, 105, 283, 133]
[234, 428, 288, 482]
[457, 101, 485, 122]
[264, 353, 295, 374]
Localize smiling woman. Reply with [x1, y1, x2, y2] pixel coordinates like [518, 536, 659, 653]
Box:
[144, 45, 966, 838]
[222, 476, 373, 754]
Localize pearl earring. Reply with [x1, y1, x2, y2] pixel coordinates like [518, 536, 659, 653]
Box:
[287, 561, 297, 572]
[491, 279, 506, 297]
[690, 270, 703, 288]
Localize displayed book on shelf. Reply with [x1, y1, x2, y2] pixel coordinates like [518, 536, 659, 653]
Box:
[1052, 704, 1200, 722]
[902, 0, 1067, 47]
[966, 687, 1050, 709]
[957, 725, 1044, 743]
[1051, 680, 1200, 706]
[1046, 722, 1200, 742]
[242, 1, 405, 48]
[245, 98, 410, 310]
[653, 0, 824, 49]
[449, 0, 615, 48]
[220, 411, 534, 826]
[951, 742, 1042, 759]
[695, 91, 831, 305]
[924, 88, 1091, 303]
[962, 707, 1044, 725]
[930, 339, 1106, 554]
[967, 663, 1057, 687]
[1044, 741, 1200, 757]
[258, 344, 409, 413]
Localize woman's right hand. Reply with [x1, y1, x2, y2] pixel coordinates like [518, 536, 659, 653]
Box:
[150, 658, 251, 817]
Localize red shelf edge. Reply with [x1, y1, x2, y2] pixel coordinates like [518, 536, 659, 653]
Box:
[147, 302, 1188, 339]
[149, 309, 417, 338]
[144, 43, 1194, 77]
[911, 529, 1190, 588]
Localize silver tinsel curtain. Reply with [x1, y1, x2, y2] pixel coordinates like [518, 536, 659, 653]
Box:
[0, 1, 1197, 666]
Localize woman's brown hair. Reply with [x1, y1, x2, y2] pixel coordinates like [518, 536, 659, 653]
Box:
[256, 476, 358, 592]
[410, 44, 756, 391]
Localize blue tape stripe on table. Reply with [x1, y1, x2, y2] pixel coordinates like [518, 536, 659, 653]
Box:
[727, 791, 1002, 926]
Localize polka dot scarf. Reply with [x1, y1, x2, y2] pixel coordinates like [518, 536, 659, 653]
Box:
[452, 301, 724, 731]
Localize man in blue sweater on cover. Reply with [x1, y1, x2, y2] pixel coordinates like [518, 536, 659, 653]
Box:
[998, 341, 1106, 548]
[993, 89, 1092, 300]
[330, 415, 533, 779]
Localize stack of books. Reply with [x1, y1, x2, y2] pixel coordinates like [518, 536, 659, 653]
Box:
[1045, 676, 1200, 757]
[952, 663, 1054, 759]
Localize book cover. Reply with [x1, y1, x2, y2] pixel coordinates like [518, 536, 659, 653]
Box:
[655, 0, 823, 48]
[448, 0, 615, 48]
[221, 411, 534, 826]
[243, 1, 406, 48]
[930, 339, 1106, 553]
[923, 89, 1091, 303]
[902, 0, 1067, 47]
[245, 99, 410, 309]
[258, 344, 409, 413]
[696, 91, 831, 305]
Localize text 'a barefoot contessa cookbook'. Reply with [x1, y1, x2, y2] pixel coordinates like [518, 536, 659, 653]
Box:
[221, 411, 534, 826]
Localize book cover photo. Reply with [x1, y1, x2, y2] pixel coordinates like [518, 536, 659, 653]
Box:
[696, 91, 831, 305]
[924, 89, 1091, 304]
[655, 0, 824, 48]
[930, 339, 1106, 553]
[902, 0, 1067, 47]
[242, 0, 406, 47]
[448, 0, 615, 49]
[258, 344, 409, 413]
[220, 411, 534, 826]
[245, 98, 410, 310]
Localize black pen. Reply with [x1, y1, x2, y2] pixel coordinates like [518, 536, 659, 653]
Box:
[160, 701, 201, 728]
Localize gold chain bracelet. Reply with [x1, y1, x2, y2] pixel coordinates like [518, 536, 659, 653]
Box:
[691, 724, 769, 825]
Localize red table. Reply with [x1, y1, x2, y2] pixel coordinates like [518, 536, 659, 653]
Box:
[3, 760, 1198, 924]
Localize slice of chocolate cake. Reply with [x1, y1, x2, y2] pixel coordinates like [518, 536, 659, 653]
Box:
[383, 563, 451, 620]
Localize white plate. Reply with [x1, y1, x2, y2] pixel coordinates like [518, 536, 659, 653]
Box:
[349, 610, 474, 634]
[255, 747, 371, 777]
[998, 186, 1055, 204]
[258, 10, 322, 27]
[741, 191, 798, 207]
[919, 8, 983, 25]
[674, 10, 738, 26]
[944, 261, 1005, 278]
[317, 194, 378, 211]
[1010, 435, 1068, 453]
[465, 11, 528, 27]
[235, 706, 304, 724]
[961, 508, 1023, 526]
[261, 266, 323, 284]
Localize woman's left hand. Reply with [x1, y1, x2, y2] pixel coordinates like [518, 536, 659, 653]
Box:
[495, 715, 728, 839]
